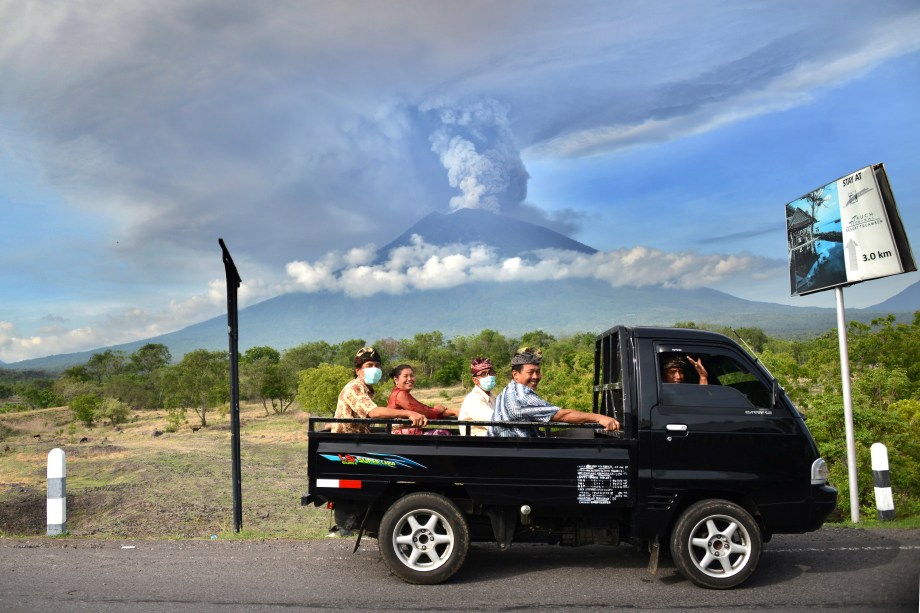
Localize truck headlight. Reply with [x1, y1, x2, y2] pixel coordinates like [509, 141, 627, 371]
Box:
[811, 458, 829, 485]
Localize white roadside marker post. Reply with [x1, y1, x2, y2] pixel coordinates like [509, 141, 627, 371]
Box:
[47, 448, 66, 536]
[871, 442, 895, 521]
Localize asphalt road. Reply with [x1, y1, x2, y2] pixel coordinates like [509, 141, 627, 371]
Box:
[1, 527, 918, 612]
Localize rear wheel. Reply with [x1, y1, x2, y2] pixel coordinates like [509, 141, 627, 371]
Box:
[379, 492, 469, 585]
[670, 499, 762, 589]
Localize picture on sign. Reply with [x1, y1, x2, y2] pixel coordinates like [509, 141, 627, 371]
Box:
[786, 164, 915, 296]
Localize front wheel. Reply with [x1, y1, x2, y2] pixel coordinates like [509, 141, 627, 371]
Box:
[670, 499, 762, 589]
[378, 492, 470, 585]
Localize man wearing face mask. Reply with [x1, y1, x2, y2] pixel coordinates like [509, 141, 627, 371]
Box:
[458, 357, 497, 436]
[331, 347, 429, 434]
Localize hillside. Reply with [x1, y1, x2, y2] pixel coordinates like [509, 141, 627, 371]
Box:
[7, 279, 917, 372]
[870, 279, 920, 312]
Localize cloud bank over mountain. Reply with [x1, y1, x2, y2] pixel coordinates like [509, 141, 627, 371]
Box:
[285, 235, 781, 298]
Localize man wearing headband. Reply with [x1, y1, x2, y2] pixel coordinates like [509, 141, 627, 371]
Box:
[331, 346, 429, 434]
[489, 347, 620, 437]
[458, 357, 497, 436]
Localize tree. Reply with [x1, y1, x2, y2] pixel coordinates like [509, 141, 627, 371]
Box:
[542, 333, 594, 365]
[261, 363, 297, 414]
[19, 380, 63, 409]
[241, 346, 280, 365]
[241, 347, 296, 415]
[400, 332, 446, 379]
[62, 365, 92, 383]
[520, 329, 556, 350]
[536, 350, 594, 412]
[71, 394, 101, 427]
[333, 339, 370, 368]
[129, 344, 172, 374]
[804, 188, 829, 222]
[451, 329, 516, 385]
[282, 341, 336, 371]
[162, 350, 229, 427]
[732, 327, 769, 354]
[432, 357, 464, 386]
[297, 364, 353, 416]
[85, 349, 128, 384]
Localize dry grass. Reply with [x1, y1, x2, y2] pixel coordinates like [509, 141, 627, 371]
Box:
[0, 384, 475, 540]
[0, 401, 329, 539]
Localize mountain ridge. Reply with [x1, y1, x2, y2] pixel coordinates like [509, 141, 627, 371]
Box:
[6, 279, 916, 372]
[4, 209, 917, 371]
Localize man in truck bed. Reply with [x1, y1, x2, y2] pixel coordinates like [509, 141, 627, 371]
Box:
[489, 346, 620, 436]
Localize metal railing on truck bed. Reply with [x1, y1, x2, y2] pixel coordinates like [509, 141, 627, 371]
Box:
[306, 417, 624, 439]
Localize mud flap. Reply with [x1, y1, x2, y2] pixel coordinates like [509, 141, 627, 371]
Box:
[484, 506, 517, 549]
[353, 505, 373, 554]
[647, 536, 660, 575]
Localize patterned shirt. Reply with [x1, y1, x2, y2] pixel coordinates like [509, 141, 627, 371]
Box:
[332, 377, 377, 434]
[488, 381, 560, 437]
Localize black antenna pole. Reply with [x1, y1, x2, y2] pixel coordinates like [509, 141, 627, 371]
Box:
[219, 238, 243, 532]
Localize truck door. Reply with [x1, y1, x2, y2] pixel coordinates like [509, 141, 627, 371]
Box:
[647, 343, 812, 513]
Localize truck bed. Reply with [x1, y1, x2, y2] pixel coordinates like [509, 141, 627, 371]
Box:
[305, 418, 634, 515]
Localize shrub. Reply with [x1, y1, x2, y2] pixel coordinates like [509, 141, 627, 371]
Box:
[806, 397, 920, 519]
[98, 397, 131, 425]
[71, 394, 102, 427]
[297, 364, 353, 416]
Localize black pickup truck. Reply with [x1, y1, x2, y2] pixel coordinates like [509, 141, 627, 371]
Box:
[302, 325, 837, 589]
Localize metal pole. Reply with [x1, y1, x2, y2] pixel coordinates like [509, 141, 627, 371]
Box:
[835, 286, 860, 523]
[219, 238, 243, 532]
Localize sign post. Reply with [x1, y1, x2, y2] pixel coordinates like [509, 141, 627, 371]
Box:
[785, 164, 915, 523]
[834, 287, 859, 522]
[219, 238, 243, 533]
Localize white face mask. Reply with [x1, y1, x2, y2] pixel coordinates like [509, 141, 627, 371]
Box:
[362, 367, 383, 385]
[477, 375, 496, 392]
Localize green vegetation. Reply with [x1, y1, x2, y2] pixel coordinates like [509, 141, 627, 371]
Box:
[0, 314, 918, 539]
[296, 364, 353, 415]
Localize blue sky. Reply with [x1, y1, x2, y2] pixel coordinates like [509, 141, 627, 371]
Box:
[1, 0, 918, 363]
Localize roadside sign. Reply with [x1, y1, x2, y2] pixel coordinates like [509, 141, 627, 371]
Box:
[785, 163, 915, 296]
[783, 164, 916, 522]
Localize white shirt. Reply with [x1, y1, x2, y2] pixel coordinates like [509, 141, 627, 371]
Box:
[458, 385, 495, 436]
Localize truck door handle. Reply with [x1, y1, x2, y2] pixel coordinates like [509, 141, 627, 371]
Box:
[666, 424, 688, 440]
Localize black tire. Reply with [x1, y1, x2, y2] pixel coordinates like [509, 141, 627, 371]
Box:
[378, 492, 470, 585]
[670, 499, 762, 589]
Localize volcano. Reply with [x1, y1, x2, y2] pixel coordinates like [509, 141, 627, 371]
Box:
[6, 209, 914, 370]
[377, 209, 596, 261]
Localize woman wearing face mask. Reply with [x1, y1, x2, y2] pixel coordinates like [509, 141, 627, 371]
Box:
[388, 364, 459, 435]
[458, 357, 497, 436]
[331, 347, 428, 434]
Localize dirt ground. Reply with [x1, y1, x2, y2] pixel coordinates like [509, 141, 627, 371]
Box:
[0, 386, 468, 539]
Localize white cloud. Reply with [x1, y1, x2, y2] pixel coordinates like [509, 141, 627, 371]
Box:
[526, 11, 920, 159]
[284, 238, 783, 297]
[0, 274, 282, 363]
